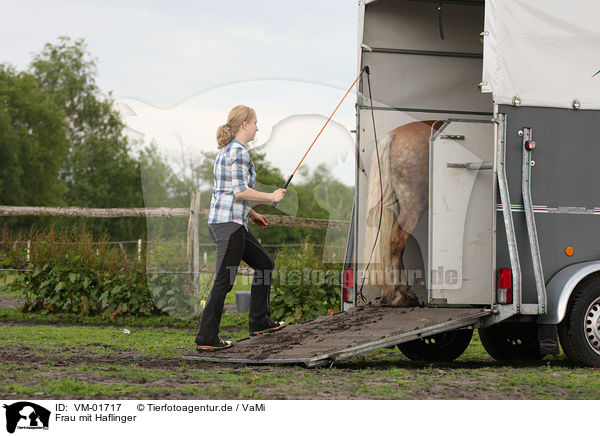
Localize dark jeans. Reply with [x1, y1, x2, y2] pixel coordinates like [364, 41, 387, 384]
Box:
[195, 222, 275, 344]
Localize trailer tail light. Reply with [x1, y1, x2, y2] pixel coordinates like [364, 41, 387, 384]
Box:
[497, 268, 513, 304]
[343, 268, 354, 303]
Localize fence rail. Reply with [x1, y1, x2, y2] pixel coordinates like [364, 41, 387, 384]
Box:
[0, 266, 256, 276]
[0, 206, 350, 231]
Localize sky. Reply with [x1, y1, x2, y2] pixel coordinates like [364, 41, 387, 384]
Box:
[1, 0, 360, 186]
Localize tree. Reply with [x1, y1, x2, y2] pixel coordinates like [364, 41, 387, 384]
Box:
[29, 36, 144, 239]
[0, 64, 69, 229]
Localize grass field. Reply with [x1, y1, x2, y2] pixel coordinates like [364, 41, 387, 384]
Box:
[1, 273, 599, 399]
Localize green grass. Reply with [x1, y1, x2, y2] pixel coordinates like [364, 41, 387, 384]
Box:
[2, 313, 600, 399]
[2, 270, 600, 399]
[0, 272, 18, 296]
[0, 320, 251, 357]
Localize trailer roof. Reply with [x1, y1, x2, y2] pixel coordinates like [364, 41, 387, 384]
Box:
[482, 0, 600, 110]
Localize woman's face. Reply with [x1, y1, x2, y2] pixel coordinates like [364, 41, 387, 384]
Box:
[245, 117, 259, 141]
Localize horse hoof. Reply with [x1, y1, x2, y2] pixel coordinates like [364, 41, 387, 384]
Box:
[390, 291, 420, 307]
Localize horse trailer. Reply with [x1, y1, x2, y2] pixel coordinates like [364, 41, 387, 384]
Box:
[341, 0, 600, 367]
[185, 0, 600, 367]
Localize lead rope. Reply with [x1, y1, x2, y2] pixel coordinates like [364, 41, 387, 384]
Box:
[357, 66, 380, 304]
[271, 66, 369, 207]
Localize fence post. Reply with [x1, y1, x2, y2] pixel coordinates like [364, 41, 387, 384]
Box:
[193, 190, 201, 297]
[186, 191, 196, 273]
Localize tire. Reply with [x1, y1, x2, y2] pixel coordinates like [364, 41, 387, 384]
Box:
[478, 323, 544, 361]
[397, 329, 473, 362]
[558, 277, 600, 367]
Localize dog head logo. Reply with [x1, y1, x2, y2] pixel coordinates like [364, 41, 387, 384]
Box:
[3, 402, 50, 434]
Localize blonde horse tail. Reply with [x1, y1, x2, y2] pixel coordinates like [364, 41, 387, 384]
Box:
[362, 132, 397, 286]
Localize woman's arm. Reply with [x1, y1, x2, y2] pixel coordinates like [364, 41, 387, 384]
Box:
[235, 187, 285, 202]
[234, 187, 273, 202]
[249, 208, 269, 228]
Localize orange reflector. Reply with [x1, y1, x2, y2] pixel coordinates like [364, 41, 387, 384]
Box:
[565, 246, 574, 256]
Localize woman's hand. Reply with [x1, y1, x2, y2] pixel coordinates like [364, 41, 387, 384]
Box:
[250, 212, 269, 228]
[270, 188, 286, 203]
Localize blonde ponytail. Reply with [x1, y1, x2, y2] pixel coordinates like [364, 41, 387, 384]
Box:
[216, 105, 256, 149]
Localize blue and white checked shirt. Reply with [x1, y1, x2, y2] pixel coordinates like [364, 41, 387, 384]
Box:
[208, 138, 256, 230]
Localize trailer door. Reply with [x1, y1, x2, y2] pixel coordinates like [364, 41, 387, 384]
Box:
[428, 120, 495, 305]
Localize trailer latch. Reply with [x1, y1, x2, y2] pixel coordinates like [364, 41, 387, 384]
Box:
[447, 162, 493, 170]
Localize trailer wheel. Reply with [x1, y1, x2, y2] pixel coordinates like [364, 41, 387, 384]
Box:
[397, 329, 473, 362]
[558, 277, 600, 367]
[478, 323, 543, 360]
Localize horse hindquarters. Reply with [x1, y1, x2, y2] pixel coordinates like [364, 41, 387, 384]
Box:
[382, 121, 441, 306]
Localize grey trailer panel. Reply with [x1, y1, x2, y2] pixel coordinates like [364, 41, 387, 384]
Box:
[359, 0, 490, 113]
[497, 212, 600, 304]
[497, 105, 600, 305]
[499, 105, 600, 208]
[360, 52, 488, 113]
[540, 260, 600, 324]
[363, 1, 484, 54]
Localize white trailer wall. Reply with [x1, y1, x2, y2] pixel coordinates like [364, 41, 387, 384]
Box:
[482, 0, 600, 109]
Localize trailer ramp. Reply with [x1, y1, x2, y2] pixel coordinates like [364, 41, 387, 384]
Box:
[183, 306, 490, 367]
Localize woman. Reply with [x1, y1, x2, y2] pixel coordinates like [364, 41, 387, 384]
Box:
[195, 105, 287, 351]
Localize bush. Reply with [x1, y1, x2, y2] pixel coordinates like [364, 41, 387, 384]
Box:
[0, 225, 158, 317]
[270, 237, 341, 324]
[145, 233, 207, 320]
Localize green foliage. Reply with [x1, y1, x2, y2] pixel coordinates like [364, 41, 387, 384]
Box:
[145, 233, 207, 320]
[140, 141, 194, 208]
[0, 224, 215, 320]
[270, 237, 341, 324]
[0, 226, 158, 318]
[0, 64, 69, 215]
[28, 36, 145, 240]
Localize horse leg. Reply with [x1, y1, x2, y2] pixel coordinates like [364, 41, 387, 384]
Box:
[381, 211, 423, 306]
[380, 121, 438, 306]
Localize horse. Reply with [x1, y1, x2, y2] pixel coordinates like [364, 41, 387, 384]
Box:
[362, 120, 442, 306]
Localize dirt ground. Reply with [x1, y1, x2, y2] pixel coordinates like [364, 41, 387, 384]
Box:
[0, 344, 183, 370]
[2, 302, 596, 400]
[0, 296, 23, 309]
[0, 343, 541, 400]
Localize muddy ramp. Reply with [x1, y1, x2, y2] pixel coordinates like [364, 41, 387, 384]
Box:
[183, 306, 490, 367]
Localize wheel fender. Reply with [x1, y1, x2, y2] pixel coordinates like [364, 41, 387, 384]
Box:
[539, 261, 600, 324]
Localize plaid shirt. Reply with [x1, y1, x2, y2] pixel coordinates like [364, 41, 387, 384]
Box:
[208, 138, 256, 229]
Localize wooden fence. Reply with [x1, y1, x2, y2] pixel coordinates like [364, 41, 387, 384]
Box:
[0, 191, 350, 287]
